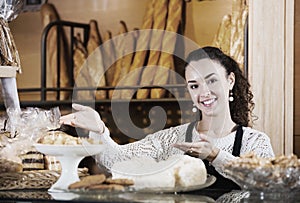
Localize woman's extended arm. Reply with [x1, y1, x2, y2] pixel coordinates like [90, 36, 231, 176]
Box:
[60, 104, 186, 171]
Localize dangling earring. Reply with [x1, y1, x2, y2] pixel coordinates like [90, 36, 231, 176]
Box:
[229, 90, 234, 102]
[192, 104, 198, 113]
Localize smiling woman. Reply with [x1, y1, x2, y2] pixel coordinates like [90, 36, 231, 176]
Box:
[185, 47, 253, 128]
[60, 46, 275, 190]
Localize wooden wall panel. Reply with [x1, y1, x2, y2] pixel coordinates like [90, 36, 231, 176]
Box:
[294, 0, 300, 134]
[248, 0, 294, 155]
[294, 0, 300, 156]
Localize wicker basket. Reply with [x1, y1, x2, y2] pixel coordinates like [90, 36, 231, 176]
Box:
[0, 169, 89, 190]
[0, 190, 52, 199]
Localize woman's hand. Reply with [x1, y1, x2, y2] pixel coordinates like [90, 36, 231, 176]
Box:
[172, 133, 220, 162]
[59, 103, 105, 134]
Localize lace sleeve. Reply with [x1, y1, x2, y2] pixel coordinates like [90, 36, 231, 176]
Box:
[247, 132, 275, 158]
[92, 124, 188, 171]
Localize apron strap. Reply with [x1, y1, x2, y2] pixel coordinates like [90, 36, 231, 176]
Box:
[185, 121, 197, 142]
[232, 125, 243, 156]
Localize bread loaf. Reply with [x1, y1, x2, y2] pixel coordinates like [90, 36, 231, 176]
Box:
[137, 0, 168, 99]
[40, 3, 70, 100]
[151, 0, 183, 99]
[102, 30, 117, 87]
[0, 158, 23, 173]
[212, 0, 248, 71]
[231, 5, 248, 70]
[111, 155, 207, 190]
[111, 30, 137, 99]
[109, 21, 128, 99]
[73, 33, 94, 100]
[120, 0, 155, 99]
[86, 20, 107, 100]
[212, 14, 231, 55]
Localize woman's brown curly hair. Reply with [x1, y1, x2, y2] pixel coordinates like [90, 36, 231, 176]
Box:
[185, 46, 255, 127]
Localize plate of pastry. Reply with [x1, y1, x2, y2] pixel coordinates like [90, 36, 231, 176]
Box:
[34, 131, 105, 192]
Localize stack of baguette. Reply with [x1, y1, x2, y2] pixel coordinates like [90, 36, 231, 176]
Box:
[114, 0, 155, 100]
[117, 0, 184, 99]
[41, 1, 184, 100]
[212, 0, 248, 71]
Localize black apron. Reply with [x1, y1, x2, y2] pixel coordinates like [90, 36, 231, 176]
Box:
[185, 121, 242, 190]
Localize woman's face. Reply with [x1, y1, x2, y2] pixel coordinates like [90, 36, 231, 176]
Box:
[185, 59, 235, 117]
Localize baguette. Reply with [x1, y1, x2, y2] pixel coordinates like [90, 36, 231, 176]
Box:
[137, 0, 168, 99]
[73, 33, 93, 100]
[230, 0, 248, 71]
[110, 21, 128, 99]
[111, 30, 137, 99]
[86, 20, 107, 100]
[40, 3, 70, 100]
[212, 14, 231, 55]
[120, 0, 155, 99]
[102, 30, 117, 87]
[151, 0, 183, 99]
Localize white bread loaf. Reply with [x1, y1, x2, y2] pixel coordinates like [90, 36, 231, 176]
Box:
[111, 155, 207, 190]
[175, 155, 207, 187]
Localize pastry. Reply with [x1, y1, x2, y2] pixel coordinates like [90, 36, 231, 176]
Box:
[68, 174, 106, 189]
[87, 184, 125, 191]
[37, 131, 101, 145]
[104, 177, 134, 186]
[19, 151, 44, 171]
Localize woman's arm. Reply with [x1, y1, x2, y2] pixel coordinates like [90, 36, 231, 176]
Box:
[60, 104, 187, 171]
[91, 126, 184, 171]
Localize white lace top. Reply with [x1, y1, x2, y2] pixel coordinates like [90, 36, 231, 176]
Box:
[89, 122, 274, 177]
